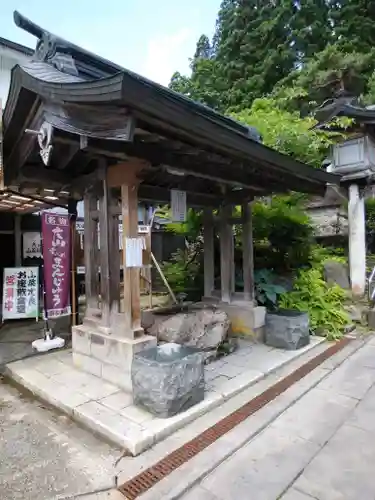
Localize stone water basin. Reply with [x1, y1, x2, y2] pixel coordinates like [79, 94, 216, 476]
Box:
[131, 343, 205, 418]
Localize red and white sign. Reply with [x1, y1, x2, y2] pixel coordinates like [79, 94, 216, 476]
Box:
[41, 212, 71, 318]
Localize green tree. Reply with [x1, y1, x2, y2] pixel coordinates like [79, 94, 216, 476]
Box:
[329, 0, 375, 53]
[291, 0, 332, 60]
[232, 96, 337, 167]
[169, 33, 224, 109]
[274, 44, 375, 113]
[212, 0, 297, 110]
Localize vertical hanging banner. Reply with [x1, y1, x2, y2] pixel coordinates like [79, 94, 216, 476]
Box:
[2, 267, 39, 320]
[42, 212, 71, 318]
[171, 189, 187, 222]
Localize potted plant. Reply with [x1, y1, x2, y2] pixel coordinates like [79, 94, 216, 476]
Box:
[254, 270, 310, 350]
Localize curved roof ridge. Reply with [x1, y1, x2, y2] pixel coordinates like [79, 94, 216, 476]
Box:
[13, 10, 262, 143]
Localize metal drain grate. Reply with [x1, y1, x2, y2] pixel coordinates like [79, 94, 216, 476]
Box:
[118, 337, 351, 499]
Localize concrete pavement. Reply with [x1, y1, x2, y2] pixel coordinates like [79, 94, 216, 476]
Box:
[180, 336, 375, 500]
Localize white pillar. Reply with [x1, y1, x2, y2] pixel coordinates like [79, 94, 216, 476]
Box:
[348, 183, 366, 296]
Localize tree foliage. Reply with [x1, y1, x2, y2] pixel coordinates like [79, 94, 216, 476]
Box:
[169, 0, 375, 112]
[232, 97, 337, 167]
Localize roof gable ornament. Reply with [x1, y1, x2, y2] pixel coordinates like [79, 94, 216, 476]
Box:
[14, 11, 79, 77]
[37, 122, 53, 166]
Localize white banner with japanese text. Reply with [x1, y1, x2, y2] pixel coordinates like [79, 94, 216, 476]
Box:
[2, 267, 39, 320]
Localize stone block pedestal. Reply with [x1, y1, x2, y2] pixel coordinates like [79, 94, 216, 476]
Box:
[203, 297, 266, 341]
[72, 324, 156, 392]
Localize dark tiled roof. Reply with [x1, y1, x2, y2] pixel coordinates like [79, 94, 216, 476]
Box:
[0, 36, 33, 57]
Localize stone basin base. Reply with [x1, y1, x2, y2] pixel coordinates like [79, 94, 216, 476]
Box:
[132, 343, 205, 418]
[265, 310, 310, 350]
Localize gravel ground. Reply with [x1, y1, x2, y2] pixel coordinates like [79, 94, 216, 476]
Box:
[0, 379, 120, 500]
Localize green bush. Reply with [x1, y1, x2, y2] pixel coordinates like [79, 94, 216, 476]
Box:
[279, 268, 349, 340]
[366, 198, 375, 253]
[161, 248, 203, 298]
[254, 269, 287, 311]
[309, 244, 347, 271]
[250, 196, 314, 272]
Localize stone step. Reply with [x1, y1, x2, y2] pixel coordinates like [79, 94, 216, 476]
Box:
[116, 336, 356, 486]
[124, 336, 367, 500]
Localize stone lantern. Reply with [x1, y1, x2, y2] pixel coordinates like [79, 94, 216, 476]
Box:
[329, 134, 375, 295]
[314, 91, 375, 297]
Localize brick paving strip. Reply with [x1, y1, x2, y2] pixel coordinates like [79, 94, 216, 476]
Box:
[118, 337, 352, 499]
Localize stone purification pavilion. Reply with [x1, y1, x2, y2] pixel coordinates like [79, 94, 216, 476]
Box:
[2, 12, 338, 393]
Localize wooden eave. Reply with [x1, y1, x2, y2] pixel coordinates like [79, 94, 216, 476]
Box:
[3, 65, 340, 204]
[4, 10, 340, 204]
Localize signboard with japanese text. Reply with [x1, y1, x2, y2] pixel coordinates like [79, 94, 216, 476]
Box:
[75, 222, 150, 250]
[41, 212, 71, 318]
[171, 189, 187, 222]
[2, 267, 39, 320]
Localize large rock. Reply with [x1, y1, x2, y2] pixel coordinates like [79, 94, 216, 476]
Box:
[155, 308, 230, 349]
[132, 343, 205, 418]
[265, 310, 310, 350]
[323, 260, 350, 289]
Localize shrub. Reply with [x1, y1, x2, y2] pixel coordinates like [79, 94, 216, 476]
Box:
[161, 248, 202, 298]
[309, 244, 347, 271]
[254, 269, 287, 311]
[279, 268, 349, 340]
[250, 196, 314, 272]
[366, 198, 375, 254]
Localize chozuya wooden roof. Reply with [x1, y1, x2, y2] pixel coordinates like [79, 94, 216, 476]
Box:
[2, 11, 339, 211]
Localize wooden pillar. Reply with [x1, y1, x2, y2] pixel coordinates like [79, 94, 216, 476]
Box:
[83, 191, 99, 316]
[242, 201, 255, 302]
[230, 228, 235, 294]
[203, 208, 215, 297]
[98, 166, 121, 330]
[107, 159, 148, 337]
[14, 214, 22, 266]
[122, 183, 142, 335]
[220, 204, 232, 303]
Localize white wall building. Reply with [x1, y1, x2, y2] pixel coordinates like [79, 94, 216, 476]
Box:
[0, 36, 33, 106]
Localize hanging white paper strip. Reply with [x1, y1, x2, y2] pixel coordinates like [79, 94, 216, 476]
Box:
[171, 189, 187, 222]
[125, 237, 145, 267]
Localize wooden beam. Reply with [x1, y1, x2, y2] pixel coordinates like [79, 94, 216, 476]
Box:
[50, 134, 273, 193]
[107, 160, 148, 188]
[20, 165, 70, 186]
[4, 97, 43, 179]
[55, 144, 80, 170]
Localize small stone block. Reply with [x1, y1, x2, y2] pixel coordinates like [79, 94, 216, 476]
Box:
[265, 310, 310, 350]
[132, 343, 205, 418]
[367, 309, 375, 329]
